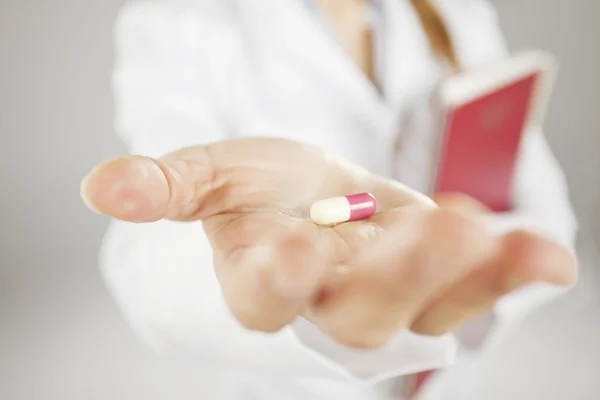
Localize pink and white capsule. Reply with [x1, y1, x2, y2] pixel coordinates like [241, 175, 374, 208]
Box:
[309, 193, 377, 226]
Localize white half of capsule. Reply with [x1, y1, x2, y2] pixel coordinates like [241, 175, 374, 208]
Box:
[309, 196, 353, 226]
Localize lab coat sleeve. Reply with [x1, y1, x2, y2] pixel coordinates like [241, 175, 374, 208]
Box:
[101, 2, 459, 383]
[473, 130, 578, 348]
[439, 0, 579, 349]
[111, 2, 236, 157]
[103, 1, 235, 352]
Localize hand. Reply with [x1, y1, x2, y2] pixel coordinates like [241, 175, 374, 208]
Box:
[432, 192, 492, 215]
[81, 138, 577, 348]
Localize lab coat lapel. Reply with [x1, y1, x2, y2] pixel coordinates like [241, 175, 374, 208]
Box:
[237, 0, 387, 122]
[381, 0, 443, 111]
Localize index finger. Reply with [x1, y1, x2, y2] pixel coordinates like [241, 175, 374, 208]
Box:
[207, 213, 341, 332]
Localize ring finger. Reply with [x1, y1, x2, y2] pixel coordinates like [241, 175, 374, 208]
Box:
[307, 208, 497, 348]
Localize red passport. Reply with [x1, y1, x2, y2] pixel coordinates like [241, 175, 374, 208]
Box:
[431, 51, 557, 212]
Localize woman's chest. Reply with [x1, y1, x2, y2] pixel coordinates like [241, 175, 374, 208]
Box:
[225, 0, 446, 185]
[229, 51, 442, 192]
[235, 57, 390, 168]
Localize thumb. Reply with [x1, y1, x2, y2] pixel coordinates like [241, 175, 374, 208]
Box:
[81, 148, 214, 222]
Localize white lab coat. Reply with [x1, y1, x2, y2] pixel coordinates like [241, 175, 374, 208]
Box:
[102, 0, 578, 399]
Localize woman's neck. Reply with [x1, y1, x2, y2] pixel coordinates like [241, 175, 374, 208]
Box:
[312, 0, 375, 84]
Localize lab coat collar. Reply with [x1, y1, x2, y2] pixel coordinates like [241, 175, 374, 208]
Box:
[236, 0, 388, 117]
[233, 0, 444, 146]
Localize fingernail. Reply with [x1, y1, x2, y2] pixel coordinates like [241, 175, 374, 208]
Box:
[80, 176, 103, 215]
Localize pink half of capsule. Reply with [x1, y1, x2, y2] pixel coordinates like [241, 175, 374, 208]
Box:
[309, 193, 377, 226]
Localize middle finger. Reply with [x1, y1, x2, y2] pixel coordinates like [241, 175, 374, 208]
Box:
[309, 208, 498, 349]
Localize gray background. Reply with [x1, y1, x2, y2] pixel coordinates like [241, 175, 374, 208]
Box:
[1, 0, 599, 399]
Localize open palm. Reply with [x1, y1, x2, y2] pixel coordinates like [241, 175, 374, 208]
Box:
[82, 138, 576, 348]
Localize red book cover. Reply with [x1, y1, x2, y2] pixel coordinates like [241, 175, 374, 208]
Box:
[433, 72, 540, 212]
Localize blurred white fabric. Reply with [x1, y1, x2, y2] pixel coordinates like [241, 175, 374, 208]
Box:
[0, 0, 599, 399]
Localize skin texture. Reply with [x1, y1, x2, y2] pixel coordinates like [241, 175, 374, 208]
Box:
[81, 137, 577, 349]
